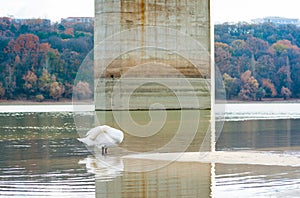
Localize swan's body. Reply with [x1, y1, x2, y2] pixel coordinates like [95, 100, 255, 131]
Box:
[78, 125, 124, 154]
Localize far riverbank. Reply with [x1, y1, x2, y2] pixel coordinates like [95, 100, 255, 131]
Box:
[1, 98, 300, 106]
[0, 99, 73, 105]
[217, 98, 300, 104]
[0, 99, 94, 105]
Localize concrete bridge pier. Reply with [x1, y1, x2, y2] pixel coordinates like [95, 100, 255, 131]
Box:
[94, 0, 211, 111]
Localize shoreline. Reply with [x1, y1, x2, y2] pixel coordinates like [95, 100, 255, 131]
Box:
[217, 98, 300, 104]
[0, 99, 73, 105]
[0, 99, 94, 105]
[1, 98, 300, 105]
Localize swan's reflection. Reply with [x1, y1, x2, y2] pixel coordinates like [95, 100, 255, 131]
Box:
[79, 154, 124, 181]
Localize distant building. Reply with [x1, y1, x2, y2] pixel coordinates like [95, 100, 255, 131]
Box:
[12, 18, 51, 27]
[252, 17, 299, 25]
[14, 18, 50, 25]
[61, 17, 94, 24]
[0, 17, 13, 24]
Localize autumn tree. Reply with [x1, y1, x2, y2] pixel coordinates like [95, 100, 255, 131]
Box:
[281, 86, 292, 100]
[64, 28, 74, 36]
[4, 34, 53, 93]
[271, 40, 297, 56]
[214, 23, 300, 100]
[73, 81, 92, 100]
[245, 36, 270, 59]
[5, 34, 46, 70]
[215, 42, 232, 74]
[22, 70, 37, 99]
[0, 19, 93, 101]
[261, 79, 277, 97]
[238, 70, 259, 100]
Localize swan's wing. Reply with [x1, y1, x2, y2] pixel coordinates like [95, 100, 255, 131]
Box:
[95, 132, 116, 146]
[102, 126, 124, 144]
[86, 126, 104, 140]
[82, 125, 124, 147]
[95, 131, 122, 147]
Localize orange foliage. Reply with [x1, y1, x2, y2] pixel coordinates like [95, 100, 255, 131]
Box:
[5, 34, 52, 69]
[22, 70, 37, 95]
[64, 28, 74, 36]
[215, 42, 232, 74]
[239, 70, 259, 100]
[261, 79, 277, 97]
[14, 55, 21, 64]
[281, 86, 292, 99]
[73, 81, 92, 100]
[272, 39, 300, 54]
[50, 81, 65, 100]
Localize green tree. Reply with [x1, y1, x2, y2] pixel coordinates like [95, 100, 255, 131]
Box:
[38, 69, 51, 98]
[4, 34, 52, 81]
[49, 75, 65, 100]
[230, 40, 252, 77]
[255, 54, 275, 80]
[256, 87, 266, 101]
[0, 83, 5, 98]
[223, 73, 240, 99]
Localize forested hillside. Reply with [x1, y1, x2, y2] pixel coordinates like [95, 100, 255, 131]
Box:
[1, 18, 300, 102]
[215, 22, 300, 100]
[0, 17, 93, 101]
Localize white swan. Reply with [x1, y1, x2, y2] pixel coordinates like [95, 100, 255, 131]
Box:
[78, 125, 124, 155]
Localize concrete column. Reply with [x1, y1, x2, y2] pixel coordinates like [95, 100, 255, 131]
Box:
[94, 0, 211, 110]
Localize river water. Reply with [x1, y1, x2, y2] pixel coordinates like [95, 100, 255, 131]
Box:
[0, 105, 299, 197]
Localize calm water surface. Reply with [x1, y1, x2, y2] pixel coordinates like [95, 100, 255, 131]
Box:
[0, 108, 299, 197]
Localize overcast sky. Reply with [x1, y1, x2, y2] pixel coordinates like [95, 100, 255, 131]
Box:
[0, 0, 300, 23]
[213, 0, 300, 23]
[0, 0, 94, 22]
